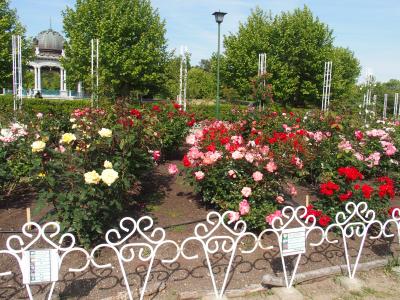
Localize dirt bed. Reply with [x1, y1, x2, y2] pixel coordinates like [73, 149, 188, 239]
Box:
[1, 160, 400, 299]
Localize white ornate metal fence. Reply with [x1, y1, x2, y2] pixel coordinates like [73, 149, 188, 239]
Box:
[1, 202, 400, 300]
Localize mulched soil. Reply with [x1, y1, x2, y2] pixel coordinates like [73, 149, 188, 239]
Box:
[1, 158, 400, 299]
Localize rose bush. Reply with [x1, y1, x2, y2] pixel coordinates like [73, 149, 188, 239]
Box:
[309, 166, 396, 227]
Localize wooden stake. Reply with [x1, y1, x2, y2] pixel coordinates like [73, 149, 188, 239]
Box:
[26, 207, 31, 230]
[306, 195, 310, 207]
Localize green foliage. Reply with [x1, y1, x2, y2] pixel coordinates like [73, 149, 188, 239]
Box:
[220, 6, 361, 107]
[62, 0, 168, 97]
[330, 47, 361, 101]
[221, 7, 272, 98]
[0, 95, 93, 120]
[0, 0, 32, 89]
[187, 68, 214, 99]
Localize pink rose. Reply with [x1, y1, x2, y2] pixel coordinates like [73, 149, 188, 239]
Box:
[354, 152, 364, 161]
[338, 140, 353, 152]
[36, 112, 43, 119]
[232, 150, 244, 160]
[252, 171, 263, 182]
[239, 199, 250, 215]
[55, 145, 65, 153]
[228, 212, 240, 222]
[275, 195, 284, 204]
[245, 153, 254, 163]
[194, 171, 205, 180]
[265, 160, 277, 173]
[152, 150, 161, 161]
[266, 210, 282, 225]
[288, 184, 297, 196]
[228, 170, 237, 178]
[185, 134, 196, 145]
[241, 187, 252, 198]
[168, 164, 179, 175]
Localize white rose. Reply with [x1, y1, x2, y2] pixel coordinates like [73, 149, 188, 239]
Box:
[72, 124, 78, 129]
[31, 141, 46, 152]
[84, 170, 101, 185]
[70, 118, 76, 123]
[104, 160, 113, 169]
[101, 169, 119, 186]
[98, 128, 112, 138]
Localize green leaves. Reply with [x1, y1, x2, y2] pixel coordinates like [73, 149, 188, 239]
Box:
[62, 0, 168, 97]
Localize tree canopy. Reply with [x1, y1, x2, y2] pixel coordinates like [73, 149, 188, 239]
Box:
[0, 0, 30, 89]
[62, 0, 168, 97]
[220, 6, 361, 106]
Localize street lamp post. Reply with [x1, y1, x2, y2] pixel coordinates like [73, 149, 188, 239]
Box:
[212, 11, 227, 119]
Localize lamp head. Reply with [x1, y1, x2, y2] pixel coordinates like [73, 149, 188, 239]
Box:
[212, 11, 227, 24]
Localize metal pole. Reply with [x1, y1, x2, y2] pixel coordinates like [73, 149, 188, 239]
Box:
[216, 22, 221, 119]
[96, 39, 99, 108]
[178, 46, 183, 106]
[91, 39, 94, 107]
[383, 94, 388, 119]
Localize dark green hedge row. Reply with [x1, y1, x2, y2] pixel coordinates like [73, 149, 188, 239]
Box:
[0, 96, 115, 119]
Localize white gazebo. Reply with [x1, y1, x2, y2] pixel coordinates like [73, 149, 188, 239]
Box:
[29, 29, 82, 99]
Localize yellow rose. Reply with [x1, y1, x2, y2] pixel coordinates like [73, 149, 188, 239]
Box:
[98, 128, 112, 138]
[84, 170, 101, 185]
[101, 169, 119, 186]
[38, 172, 46, 177]
[60, 133, 77, 144]
[31, 141, 46, 152]
[104, 160, 113, 169]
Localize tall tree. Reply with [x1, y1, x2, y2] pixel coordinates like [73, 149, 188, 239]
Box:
[330, 46, 361, 101]
[62, 0, 168, 97]
[222, 7, 272, 98]
[267, 6, 333, 106]
[187, 67, 214, 99]
[0, 0, 30, 89]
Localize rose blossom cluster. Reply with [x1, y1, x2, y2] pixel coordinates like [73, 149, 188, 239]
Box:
[338, 128, 398, 168]
[0, 123, 28, 143]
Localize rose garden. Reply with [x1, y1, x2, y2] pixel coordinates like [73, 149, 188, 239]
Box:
[1, 1, 400, 299]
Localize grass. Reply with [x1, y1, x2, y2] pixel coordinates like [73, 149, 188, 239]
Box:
[384, 255, 400, 274]
[169, 225, 186, 233]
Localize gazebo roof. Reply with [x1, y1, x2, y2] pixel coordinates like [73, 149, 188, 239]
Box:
[33, 29, 65, 53]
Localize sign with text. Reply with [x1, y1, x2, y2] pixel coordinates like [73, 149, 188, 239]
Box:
[281, 227, 306, 256]
[22, 249, 59, 284]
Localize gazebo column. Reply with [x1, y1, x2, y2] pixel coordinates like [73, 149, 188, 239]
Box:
[37, 67, 42, 91]
[60, 68, 65, 92]
[34, 67, 38, 91]
[77, 81, 82, 97]
[63, 69, 67, 91]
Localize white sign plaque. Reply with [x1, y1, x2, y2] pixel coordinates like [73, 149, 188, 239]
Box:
[22, 249, 59, 284]
[281, 227, 306, 256]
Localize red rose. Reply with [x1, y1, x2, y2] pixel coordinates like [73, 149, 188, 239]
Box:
[206, 143, 216, 152]
[173, 103, 181, 110]
[152, 105, 161, 112]
[129, 109, 141, 119]
[187, 119, 195, 127]
[338, 166, 363, 181]
[183, 155, 191, 167]
[361, 184, 374, 199]
[388, 206, 400, 217]
[320, 181, 340, 196]
[318, 215, 331, 227]
[220, 137, 230, 145]
[379, 184, 395, 199]
[339, 191, 353, 202]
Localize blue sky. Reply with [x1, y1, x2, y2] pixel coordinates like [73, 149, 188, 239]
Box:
[10, 0, 400, 82]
